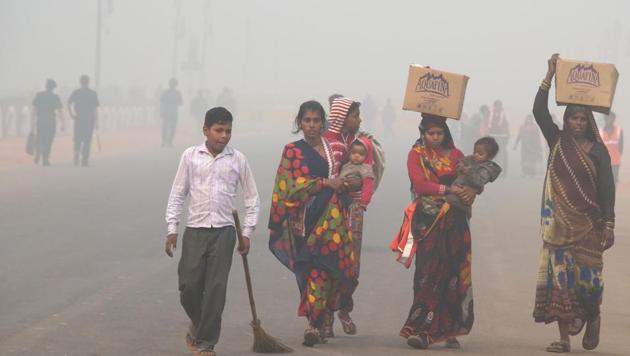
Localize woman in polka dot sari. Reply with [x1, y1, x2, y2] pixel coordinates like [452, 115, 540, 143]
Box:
[268, 101, 358, 347]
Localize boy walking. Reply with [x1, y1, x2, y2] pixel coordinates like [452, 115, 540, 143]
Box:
[165, 107, 260, 356]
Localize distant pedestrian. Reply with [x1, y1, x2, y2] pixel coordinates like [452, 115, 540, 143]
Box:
[599, 112, 623, 183]
[161, 78, 183, 147]
[513, 114, 543, 177]
[68, 75, 99, 166]
[460, 105, 487, 153]
[487, 100, 510, 176]
[1, 104, 15, 138]
[32, 79, 64, 166]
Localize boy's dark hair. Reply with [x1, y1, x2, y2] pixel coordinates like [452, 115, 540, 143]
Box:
[293, 100, 326, 134]
[475, 136, 499, 158]
[347, 101, 361, 118]
[204, 107, 233, 128]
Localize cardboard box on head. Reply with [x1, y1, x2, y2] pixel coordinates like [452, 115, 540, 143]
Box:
[555, 58, 619, 114]
[403, 65, 469, 120]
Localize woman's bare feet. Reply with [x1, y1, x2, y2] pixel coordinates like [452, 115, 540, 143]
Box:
[445, 337, 460, 349]
[337, 310, 357, 335]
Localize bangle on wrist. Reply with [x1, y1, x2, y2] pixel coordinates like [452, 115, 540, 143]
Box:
[540, 79, 551, 91]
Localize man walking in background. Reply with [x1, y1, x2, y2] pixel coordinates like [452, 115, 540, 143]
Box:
[32, 79, 64, 166]
[486, 100, 510, 176]
[161, 78, 183, 147]
[68, 75, 99, 166]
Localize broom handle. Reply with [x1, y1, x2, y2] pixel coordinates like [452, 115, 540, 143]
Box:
[232, 210, 259, 322]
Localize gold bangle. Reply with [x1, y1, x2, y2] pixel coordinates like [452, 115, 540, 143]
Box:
[540, 80, 551, 91]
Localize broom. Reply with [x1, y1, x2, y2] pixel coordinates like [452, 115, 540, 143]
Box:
[232, 210, 293, 353]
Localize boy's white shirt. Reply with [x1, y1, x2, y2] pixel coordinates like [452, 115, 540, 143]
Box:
[165, 143, 260, 238]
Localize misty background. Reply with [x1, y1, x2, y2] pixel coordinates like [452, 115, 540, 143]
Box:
[1, 0, 629, 119]
[1, 1, 629, 355]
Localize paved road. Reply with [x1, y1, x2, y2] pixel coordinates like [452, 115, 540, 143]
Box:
[1, 128, 629, 355]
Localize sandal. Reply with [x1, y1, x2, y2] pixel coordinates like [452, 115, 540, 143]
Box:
[445, 337, 461, 349]
[303, 326, 326, 347]
[545, 340, 570, 353]
[407, 334, 429, 349]
[193, 347, 216, 356]
[582, 314, 600, 350]
[337, 311, 357, 335]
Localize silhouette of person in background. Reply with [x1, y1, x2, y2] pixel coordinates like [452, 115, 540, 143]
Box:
[487, 100, 510, 176]
[600, 112, 624, 183]
[160, 78, 183, 147]
[513, 114, 543, 177]
[68, 75, 99, 166]
[32, 79, 64, 166]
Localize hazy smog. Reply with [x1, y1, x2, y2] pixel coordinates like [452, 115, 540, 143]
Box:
[1, 1, 628, 355]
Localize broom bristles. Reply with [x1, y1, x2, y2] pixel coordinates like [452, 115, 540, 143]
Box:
[251, 319, 293, 353]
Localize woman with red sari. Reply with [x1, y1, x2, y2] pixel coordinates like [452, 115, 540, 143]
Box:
[532, 54, 615, 353]
[268, 100, 357, 347]
[391, 114, 477, 349]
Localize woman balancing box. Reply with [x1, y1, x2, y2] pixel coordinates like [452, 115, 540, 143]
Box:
[391, 65, 486, 350]
[533, 54, 617, 353]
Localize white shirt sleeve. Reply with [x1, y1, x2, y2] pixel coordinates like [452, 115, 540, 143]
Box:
[239, 155, 260, 238]
[165, 149, 191, 235]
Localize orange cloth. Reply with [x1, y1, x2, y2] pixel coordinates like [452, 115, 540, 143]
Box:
[600, 125, 622, 165]
[390, 200, 450, 268]
[389, 201, 418, 268]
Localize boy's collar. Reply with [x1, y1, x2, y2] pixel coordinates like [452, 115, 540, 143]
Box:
[198, 143, 233, 157]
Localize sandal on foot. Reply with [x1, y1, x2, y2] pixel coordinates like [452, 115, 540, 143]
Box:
[337, 311, 357, 335]
[445, 338, 461, 349]
[193, 347, 216, 356]
[582, 314, 600, 350]
[303, 327, 326, 347]
[407, 334, 429, 349]
[545, 340, 570, 353]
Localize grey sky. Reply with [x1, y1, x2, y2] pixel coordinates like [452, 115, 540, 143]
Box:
[1, 0, 628, 116]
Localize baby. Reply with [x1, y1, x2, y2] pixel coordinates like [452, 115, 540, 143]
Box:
[340, 139, 375, 208]
[446, 136, 502, 213]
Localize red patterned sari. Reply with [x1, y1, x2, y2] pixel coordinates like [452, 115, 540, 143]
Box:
[395, 142, 474, 344]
